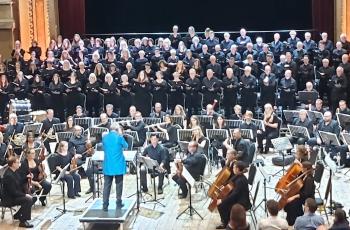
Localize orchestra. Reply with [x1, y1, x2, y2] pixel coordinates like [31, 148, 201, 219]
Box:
[0, 26, 350, 229]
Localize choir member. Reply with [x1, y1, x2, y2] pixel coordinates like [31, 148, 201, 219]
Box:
[48, 73, 65, 121]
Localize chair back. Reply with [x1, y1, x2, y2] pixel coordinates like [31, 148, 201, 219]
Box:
[47, 153, 58, 173]
[247, 164, 257, 186]
[314, 161, 324, 184]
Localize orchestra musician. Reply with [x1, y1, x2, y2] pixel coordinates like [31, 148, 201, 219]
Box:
[105, 104, 119, 119]
[155, 114, 178, 148]
[54, 141, 81, 198]
[18, 148, 52, 206]
[284, 161, 315, 226]
[140, 134, 169, 194]
[41, 109, 60, 154]
[125, 111, 146, 147]
[223, 129, 250, 165]
[257, 103, 279, 154]
[215, 161, 251, 229]
[65, 116, 75, 132]
[22, 131, 40, 153]
[230, 105, 243, 120]
[2, 156, 34, 228]
[173, 104, 187, 128]
[5, 113, 24, 155]
[239, 110, 257, 142]
[172, 141, 206, 199]
[290, 109, 313, 145]
[191, 127, 208, 156]
[0, 132, 7, 166]
[150, 102, 167, 119]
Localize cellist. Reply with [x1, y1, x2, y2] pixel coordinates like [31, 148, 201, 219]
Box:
[215, 161, 251, 229]
[283, 161, 315, 227]
[18, 148, 52, 206]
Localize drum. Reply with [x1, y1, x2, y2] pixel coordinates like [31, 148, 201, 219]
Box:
[9, 99, 31, 114]
[30, 110, 47, 123]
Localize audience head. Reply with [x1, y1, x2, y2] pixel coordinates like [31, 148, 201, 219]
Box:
[304, 198, 317, 214]
[266, 199, 279, 216]
[229, 203, 248, 229]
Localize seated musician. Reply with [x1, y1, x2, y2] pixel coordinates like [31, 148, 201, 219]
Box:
[41, 109, 60, 154]
[201, 103, 219, 119]
[98, 113, 111, 129]
[257, 103, 279, 154]
[150, 102, 167, 119]
[22, 131, 40, 153]
[310, 99, 326, 114]
[128, 105, 137, 119]
[156, 114, 178, 148]
[126, 111, 146, 147]
[191, 127, 208, 156]
[54, 141, 81, 198]
[213, 115, 228, 130]
[239, 110, 257, 142]
[290, 109, 313, 145]
[284, 161, 315, 226]
[105, 104, 119, 118]
[307, 111, 340, 147]
[65, 116, 75, 132]
[337, 100, 350, 115]
[18, 148, 51, 206]
[188, 115, 201, 130]
[216, 161, 251, 229]
[5, 113, 24, 154]
[172, 141, 206, 199]
[173, 104, 187, 128]
[72, 105, 86, 119]
[0, 132, 7, 166]
[3, 156, 34, 228]
[230, 104, 243, 120]
[140, 134, 169, 194]
[294, 145, 310, 164]
[222, 129, 250, 166]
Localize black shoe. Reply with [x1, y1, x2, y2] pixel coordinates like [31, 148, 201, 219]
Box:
[68, 196, 76, 199]
[116, 200, 124, 209]
[85, 188, 93, 194]
[157, 188, 163, 195]
[142, 187, 148, 193]
[19, 221, 33, 228]
[75, 193, 81, 197]
[40, 200, 46, 207]
[102, 206, 108, 211]
[178, 194, 187, 199]
[216, 224, 226, 229]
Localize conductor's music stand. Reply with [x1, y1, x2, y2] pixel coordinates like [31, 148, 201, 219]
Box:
[271, 137, 293, 176]
[138, 156, 165, 209]
[176, 167, 203, 220]
[53, 164, 76, 221]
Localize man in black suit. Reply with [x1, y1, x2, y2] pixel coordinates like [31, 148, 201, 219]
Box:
[126, 111, 146, 147]
[41, 109, 60, 154]
[2, 156, 33, 228]
[172, 141, 206, 199]
[216, 161, 251, 229]
[223, 128, 250, 164]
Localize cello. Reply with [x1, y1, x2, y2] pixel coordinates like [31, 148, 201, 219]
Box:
[207, 166, 235, 212]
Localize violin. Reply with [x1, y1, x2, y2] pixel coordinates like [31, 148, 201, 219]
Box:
[37, 146, 47, 182]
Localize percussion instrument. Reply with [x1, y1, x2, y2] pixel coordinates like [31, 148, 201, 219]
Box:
[8, 99, 31, 114]
[30, 110, 47, 123]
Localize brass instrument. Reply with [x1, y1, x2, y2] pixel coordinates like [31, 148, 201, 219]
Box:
[42, 128, 56, 141]
[116, 119, 143, 126]
[12, 133, 26, 146]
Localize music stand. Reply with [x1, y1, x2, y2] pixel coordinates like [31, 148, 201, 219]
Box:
[240, 129, 254, 140]
[225, 119, 243, 128]
[336, 113, 350, 131]
[252, 119, 265, 132]
[125, 150, 141, 211]
[288, 125, 310, 139]
[177, 129, 193, 142]
[138, 156, 165, 208]
[146, 131, 168, 143]
[169, 115, 184, 127]
[74, 117, 91, 129]
[271, 137, 293, 176]
[341, 133, 350, 145]
[207, 129, 228, 168]
[298, 91, 319, 105]
[324, 153, 337, 215]
[283, 110, 299, 124]
[124, 130, 139, 144]
[88, 127, 109, 141]
[55, 132, 73, 142]
[114, 117, 132, 122]
[53, 164, 75, 221]
[53, 123, 66, 133]
[197, 115, 213, 131]
[254, 162, 271, 215]
[319, 131, 340, 146]
[143, 117, 161, 126]
[307, 111, 324, 124]
[176, 167, 203, 220]
[23, 123, 43, 136]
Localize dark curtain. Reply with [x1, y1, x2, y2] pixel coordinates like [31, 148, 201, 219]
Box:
[58, 0, 85, 39]
[312, 0, 334, 41]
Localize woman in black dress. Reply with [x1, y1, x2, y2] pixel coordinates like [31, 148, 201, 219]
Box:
[85, 73, 101, 117]
[0, 74, 10, 122]
[12, 71, 29, 100]
[152, 71, 168, 110]
[284, 161, 315, 226]
[48, 73, 65, 121]
[65, 72, 83, 116]
[119, 74, 132, 117]
[59, 60, 73, 83]
[101, 73, 118, 110]
[168, 72, 185, 112]
[18, 148, 52, 206]
[132, 70, 152, 117]
[30, 75, 46, 111]
[93, 63, 106, 83]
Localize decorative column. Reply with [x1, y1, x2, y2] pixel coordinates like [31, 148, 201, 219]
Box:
[0, 0, 16, 57]
[335, 0, 350, 40]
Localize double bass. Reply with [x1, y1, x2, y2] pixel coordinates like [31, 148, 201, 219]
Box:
[207, 166, 235, 212]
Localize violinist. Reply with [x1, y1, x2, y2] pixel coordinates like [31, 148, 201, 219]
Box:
[22, 131, 40, 153]
[172, 141, 206, 199]
[257, 103, 279, 154]
[54, 141, 81, 199]
[215, 161, 251, 229]
[284, 161, 315, 226]
[0, 132, 7, 166]
[18, 148, 51, 206]
[191, 127, 208, 156]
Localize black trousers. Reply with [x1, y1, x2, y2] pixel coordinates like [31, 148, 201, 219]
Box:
[217, 201, 232, 226]
[140, 165, 165, 190]
[284, 198, 304, 226]
[61, 173, 81, 197]
[32, 179, 52, 203]
[103, 175, 123, 208]
[257, 130, 279, 151]
[172, 174, 188, 195]
[11, 195, 33, 222]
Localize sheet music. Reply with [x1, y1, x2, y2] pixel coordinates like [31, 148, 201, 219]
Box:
[124, 150, 137, 162]
[319, 131, 340, 146]
[287, 125, 310, 139]
[341, 133, 350, 145]
[182, 166, 195, 187]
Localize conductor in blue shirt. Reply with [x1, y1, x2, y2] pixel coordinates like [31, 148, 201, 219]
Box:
[102, 123, 128, 211]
